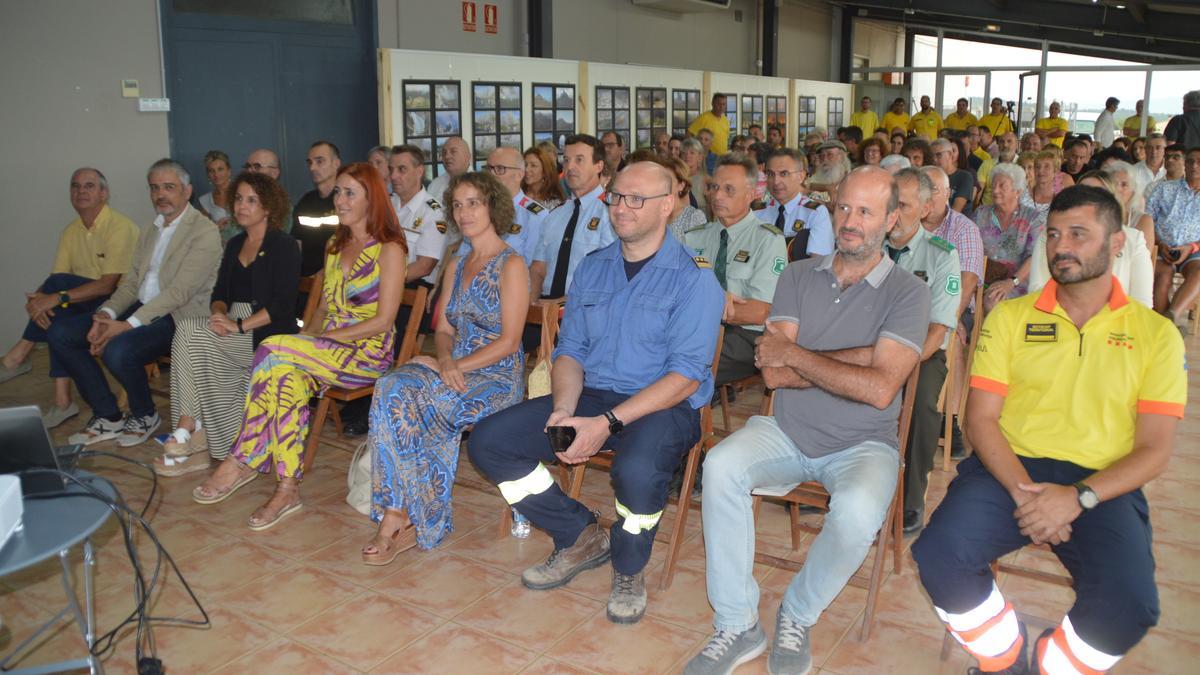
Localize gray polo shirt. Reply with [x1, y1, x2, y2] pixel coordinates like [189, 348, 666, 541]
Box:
[767, 253, 931, 457]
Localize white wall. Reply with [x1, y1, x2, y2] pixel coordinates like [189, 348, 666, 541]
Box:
[0, 1, 170, 343]
[378, 0, 528, 55]
[551, 0, 760, 74]
[777, 0, 835, 81]
[852, 19, 905, 78]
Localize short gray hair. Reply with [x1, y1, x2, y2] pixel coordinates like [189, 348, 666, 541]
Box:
[919, 165, 949, 189]
[930, 138, 952, 154]
[368, 145, 391, 160]
[71, 167, 109, 191]
[894, 167, 932, 204]
[1184, 90, 1200, 109]
[990, 162, 1027, 194]
[680, 138, 704, 155]
[715, 153, 759, 188]
[147, 158, 190, 186]
[879, 154, 912, 173]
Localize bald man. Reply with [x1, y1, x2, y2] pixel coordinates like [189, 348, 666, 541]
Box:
[427, 136, 472, 206]
[457, 146, 548, 265]
[688, 167, 930, 675]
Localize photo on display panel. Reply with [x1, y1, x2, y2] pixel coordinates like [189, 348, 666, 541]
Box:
[501, 133, 521, 148]
[500, 110, 521, 133]
[615, 89, 629, 108]
[652, 109, 667, 127]
[598, 88, 613, 110]
[474, 110, 497, 133]
[405, 84, 431, 109]
[637, 89, 651, 108]
[534, 110, 553, 132]
[673, 91, 687, 108]
[499, 85, 520, 109]
[436, 111, 461, 135]
[474, 85, 496, 109]
[556, 110, 574, 129]
[412, 137, 432, 155]
[435, 84, 459, 109]
[597, 110, 613, 131]
[637, 129, 650, 147]
[475, 134, 497, 156]
[614, 110, 629, 131]
[637, 109, 651, 128]
[556, 87, 574, 108]
[534, 86, 553, 108]
[406, 111, 430, 137]
[673, 111, 687, 128]
[652, 89, 666, 108]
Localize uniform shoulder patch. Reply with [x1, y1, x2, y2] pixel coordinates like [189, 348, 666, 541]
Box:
[426, 198, 442, 210]
[760, 222, 783, 237]
[693, 256, 712, 269]
[750, 199, 767, 211]
[929, 236, 956, 253]
[683, 223, 709, 234]
[509, 222, 522, 235]
[435, 221, 447, 234]
[525, 201, 544, 214]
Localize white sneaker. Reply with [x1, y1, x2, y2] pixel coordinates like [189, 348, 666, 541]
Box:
[68, 415, 125, 446]
[42, 402, 80, 429]
[117, 412, 162, 447]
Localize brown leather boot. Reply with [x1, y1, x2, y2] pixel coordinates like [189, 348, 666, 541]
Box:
[521, 518, 610, 590]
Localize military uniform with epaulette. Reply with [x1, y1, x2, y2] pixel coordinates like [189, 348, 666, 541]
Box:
[885, 225, 962, 531]
[457, 189, 549, 266]
[683, 210, 788, 387]
[393, 187, 457, 287]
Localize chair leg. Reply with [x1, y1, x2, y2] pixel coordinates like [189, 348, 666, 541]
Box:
[892, 477, 904, 574]
[659, 443, 701, 591]
[330, 402, 344, 437]
[498, 502, 514, 538]
[567, 464, 586, 501]
[719, 384, 731, 433]
[788, 504, 802, 551]
[751, 495, 762, 525]
[942, 411, 954, 472]
[302, 397, 331, 475]
[859, 500, 895, 642]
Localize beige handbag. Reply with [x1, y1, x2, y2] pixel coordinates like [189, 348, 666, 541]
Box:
[526, 300, 562, 398]
[345, 441, 372, 516]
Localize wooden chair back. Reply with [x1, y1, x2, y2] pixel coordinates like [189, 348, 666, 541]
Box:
[299, 270, 324, 329]
[395, 286, 430, 364]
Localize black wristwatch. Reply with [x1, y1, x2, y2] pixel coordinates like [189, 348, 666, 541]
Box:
[1073, 481, 1099, 510]
[58, 292, 70, 308]
[236, 318, 245, 334]
[604, 410, 624, 435]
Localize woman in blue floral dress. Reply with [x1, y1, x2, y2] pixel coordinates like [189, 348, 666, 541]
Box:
[362, 171, 529, 564]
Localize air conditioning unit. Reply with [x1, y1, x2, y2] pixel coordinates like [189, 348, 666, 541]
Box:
[631, 0, 732, 13]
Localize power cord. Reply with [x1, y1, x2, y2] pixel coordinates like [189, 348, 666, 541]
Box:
[17, 451, 210, 672]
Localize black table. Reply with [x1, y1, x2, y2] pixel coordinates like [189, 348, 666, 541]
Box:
[0, 470, 115, 674]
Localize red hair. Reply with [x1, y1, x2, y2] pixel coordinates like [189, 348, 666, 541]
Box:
[327, 162, 407, 255]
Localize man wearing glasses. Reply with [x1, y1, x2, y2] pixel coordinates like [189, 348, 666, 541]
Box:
[242, 149, 290, 233]
[685, 155, 788, 389]
[755, 149, 834, 261]
[458, 146, 548, 265]
[470, 161, 724, 625]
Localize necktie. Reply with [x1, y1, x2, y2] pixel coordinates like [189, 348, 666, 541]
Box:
[714, 229, 729, 290]
[775, 204, 787, 233]
[549, 198, 581, 298]
[886, 245, 908, 263]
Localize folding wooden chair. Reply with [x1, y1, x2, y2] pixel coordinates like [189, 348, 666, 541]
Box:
[300, 284, 428, 474]
[717, 373, 762, 434]
[750, 362, 921, 642]
[562, 325, 725, 591]
[944, 266, 989, 466]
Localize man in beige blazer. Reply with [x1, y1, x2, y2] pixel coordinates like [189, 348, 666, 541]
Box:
[51, 159, 222, 447]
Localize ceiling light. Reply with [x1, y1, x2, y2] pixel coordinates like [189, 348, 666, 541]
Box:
[984, 24, 1001, 32]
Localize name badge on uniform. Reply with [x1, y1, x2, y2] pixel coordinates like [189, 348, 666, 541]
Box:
[1024, 323, 1058, 342]
[586, 217, 600, 231]
[793, 219, 806, 231]
[733, 250, 750, 263]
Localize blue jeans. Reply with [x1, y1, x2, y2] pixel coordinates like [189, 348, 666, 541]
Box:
[701, 415, 899, 631]
[47, 302, 175, 419]
[21, 273, 109, 378]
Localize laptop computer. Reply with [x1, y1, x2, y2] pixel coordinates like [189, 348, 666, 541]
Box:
[0, 405, 71, 496]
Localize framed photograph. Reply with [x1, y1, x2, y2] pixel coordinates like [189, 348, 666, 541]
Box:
[556, 110, 574, 129]
[406, 111, 431, 137]
[534, 86, 553, 108]
[637, 89, 651, 109]
[636, 129, 650, 147]
[500, 109, 521, 133]
[597, 110, 613, 131]
[404, 83, 431, 109]
[474, 134, 497, 155]
[499, 85, 521, 108]
[597, 88, 612, 110]
[412, 137, 432, 155]
[556, 87, 574, 107]
[652, 109, 667, 127]
[637, 109, 651, 128]
[614, 110, 629, 130]
[614, 89, 629, 109]
[435, 110, 461, 135]
[652, 89, 667, 108]
[501, 133, 522, 148]
[474, 110, 497, 134]
[673, 111, 687, 128]
[474, 84, 496, 109]
[435, 84, 459, 109]
[534, 131, 552, 144]
[689, 91, 700, 108]
[534, 110, 553, 132]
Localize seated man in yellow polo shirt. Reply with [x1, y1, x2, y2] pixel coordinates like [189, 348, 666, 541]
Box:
[0, 167, 138, 428]
[913, 185, 1185, 674]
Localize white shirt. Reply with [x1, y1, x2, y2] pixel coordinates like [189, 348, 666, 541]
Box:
[1095, 109, 1117, 148]
[426, 173, 453, 206]
[104, 205, 189, 327]
[1133, 160, 1166, 200]
[393, 188, 456, 286]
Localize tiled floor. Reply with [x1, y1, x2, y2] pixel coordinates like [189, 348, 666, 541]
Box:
[1, 331, 1198, 674]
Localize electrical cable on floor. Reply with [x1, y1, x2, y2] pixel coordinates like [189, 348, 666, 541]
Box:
[18, 452, 210, 673]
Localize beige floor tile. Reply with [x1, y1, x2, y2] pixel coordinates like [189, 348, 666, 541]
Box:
[455, 578, 602, 650]
[445, 521, 557, 574]
[518, 656, 601, 675]
[371, 550, 512, 618]
[211, 563, 364, 632]
[212, 637, 363, 674]
[370, 622, 535, 674]
[288, 591, 444, 671]
[546, 611, 705, 675]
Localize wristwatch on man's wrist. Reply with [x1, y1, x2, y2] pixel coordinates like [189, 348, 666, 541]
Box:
[58, 292, 70, 308]
[604, 410, 624, 435]
[1073, 481, 1099, 510]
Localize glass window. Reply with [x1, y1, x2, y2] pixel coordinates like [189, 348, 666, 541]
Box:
[672, 89, 701, 132]
[404, 80, 461, 181]
[827, 97, 845, 131]
[533, 83, 575, 151]
[595, 86, 631, 148]
[472, 82, 522, 170]
[796, 96, 817, 135]
[635, 87, 668, 149]
[741, 94, 764, 133]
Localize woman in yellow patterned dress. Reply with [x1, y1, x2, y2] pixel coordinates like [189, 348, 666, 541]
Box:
[192, 163, 407, 530]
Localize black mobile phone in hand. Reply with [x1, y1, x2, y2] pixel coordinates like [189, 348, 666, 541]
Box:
[546, 425, 577, 453]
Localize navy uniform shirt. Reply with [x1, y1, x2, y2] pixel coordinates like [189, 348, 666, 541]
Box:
[554, 233, 724, 409]
[755, 192, 834, 258]
[458, 190, 549, 265]
[534, 184, 615, 297]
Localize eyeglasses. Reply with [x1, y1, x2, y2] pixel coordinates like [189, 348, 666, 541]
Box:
[243, 163, 277, 171]
[764, 170, 803, 180]
[602, 191, 669, 209]
[483, 164, 523, 176]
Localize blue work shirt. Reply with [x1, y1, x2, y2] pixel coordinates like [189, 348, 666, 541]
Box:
[554, 232, 725, 410]
[535, 184, 615, 296]
[755, 192, 835, 256]
[458, 190, 549, 265]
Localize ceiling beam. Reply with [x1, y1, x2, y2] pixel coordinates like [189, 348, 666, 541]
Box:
[1127, 1, 1147, 25]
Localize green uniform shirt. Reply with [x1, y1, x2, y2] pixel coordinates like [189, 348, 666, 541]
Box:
[886, 225, 961, 350]
[683, 210, 787, 332]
